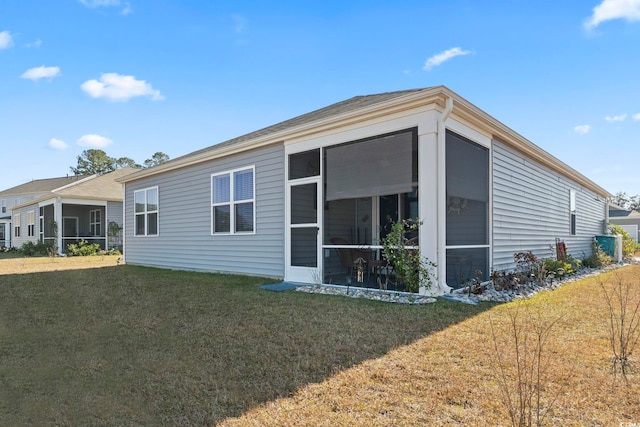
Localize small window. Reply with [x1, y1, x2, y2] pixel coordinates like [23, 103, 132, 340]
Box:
[0, 224, 5, 241]
[569, 189, 576, 236]
[1, 199, 5, 214]
[90, 209, 102, 236]
[289, 149, 320, 180]
[27, 211, 35, 237]
[212, 166, 255, 234]
[134, 187, 159, 236]
[14, 213, 21, 237]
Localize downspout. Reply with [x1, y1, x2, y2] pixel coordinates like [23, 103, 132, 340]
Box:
[121, 183, 126, 264]
[437, 96, 453, 293]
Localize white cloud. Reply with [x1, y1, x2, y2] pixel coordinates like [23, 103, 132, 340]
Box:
[49, 138, 68, 150]
[121, 2, 132, 15]
[79, 0, 120, 7]
[77, 134, 113, 148]
[633, 113, 640, 120]
[0, 31, 14, 49]
[574, 124, 592, 134]
[423, 47, 471, 71]
[26, 39, 42, 48]
[584, 0, 640, 30]
[233, 14, 247, 33]
[20, 66, 61, 81]
[81, 73, 164, 101]
[605, 113, 627, 122]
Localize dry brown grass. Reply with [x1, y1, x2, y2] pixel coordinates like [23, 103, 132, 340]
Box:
[220, 266, 640, 427]
[0, 254, 119, 275]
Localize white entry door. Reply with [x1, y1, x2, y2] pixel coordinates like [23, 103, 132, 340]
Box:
[286, 178, 321, 283]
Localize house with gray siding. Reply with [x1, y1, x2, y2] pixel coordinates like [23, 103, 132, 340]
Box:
[10, 167, 137, 253]
[609, 204, 640, 241]
[119, 86, 611, 295]
[0, 175, 90, 248]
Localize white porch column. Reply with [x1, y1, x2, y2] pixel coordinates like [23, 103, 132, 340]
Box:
[55, 198, 63, 255]
[418, 113, 451, 295]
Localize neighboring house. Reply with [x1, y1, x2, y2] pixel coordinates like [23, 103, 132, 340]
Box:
[0, 175, 90, 248]
[609, 204, 640, 241]
[10, 167, 138, 253]
[118, 86, 611, 295]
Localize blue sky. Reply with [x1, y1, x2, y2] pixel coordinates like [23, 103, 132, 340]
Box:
[1, 0, 639, 195]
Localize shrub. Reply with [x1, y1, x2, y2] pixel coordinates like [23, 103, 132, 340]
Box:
[381, 218, 436, 293]
[566, 254, 582, 272]
[19, 241, 56, 257]
[66, 240, 101, 256]
[540, 258, 573, 277]
[608, 223, 639, 260]
[583, 240, 612, 268]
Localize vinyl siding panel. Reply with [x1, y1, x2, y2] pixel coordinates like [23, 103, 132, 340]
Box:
[123, 143, 285, 278]
[11, 203, 39, 247]
[492, 139, 606, 271]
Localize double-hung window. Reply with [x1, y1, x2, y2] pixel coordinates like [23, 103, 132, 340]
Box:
[90, 209, 102, 236]
[134, 187, 159, 236]
[14, 213, 21, 237]
[211, 166, 255, 234]
[27, 211, 35, 237]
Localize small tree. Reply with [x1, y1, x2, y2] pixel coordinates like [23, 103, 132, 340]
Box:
[144, 152, 170, 168]
[381, 218, 436, 293]
[490, 303, 567, 427]
[70, 149, 116, 175]
[599, 273, 640, 380]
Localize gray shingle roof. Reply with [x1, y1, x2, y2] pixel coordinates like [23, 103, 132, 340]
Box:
[51, 167, 139, 201]
[0, 175, 90, 196]
[167, 88, 427, 164]
[609, 209, 640, 219]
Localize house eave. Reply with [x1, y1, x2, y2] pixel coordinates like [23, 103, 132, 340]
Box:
[118, 85, 611, 199]
[118, 87, 450, 183]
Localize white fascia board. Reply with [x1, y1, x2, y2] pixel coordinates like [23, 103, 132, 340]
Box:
[51, 174, 98, 192]
[119, 88, 449, 183]
[58, 198, 108, 206]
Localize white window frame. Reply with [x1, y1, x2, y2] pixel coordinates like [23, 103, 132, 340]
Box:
[569, 189, 577, 236]
[39, 207, 44, 242]
[14, 213, 21, 237]
[1, 199, 5, 214]
[211, 166, 256, 235]
[27, 210, 35, 237]
[90, 209, 102, 236]
[134, 187, 159, 237]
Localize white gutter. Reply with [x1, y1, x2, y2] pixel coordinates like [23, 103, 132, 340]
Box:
[437, 96, 453, 293]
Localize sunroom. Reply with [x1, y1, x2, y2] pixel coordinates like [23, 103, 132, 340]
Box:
[285, 125, 490, 293]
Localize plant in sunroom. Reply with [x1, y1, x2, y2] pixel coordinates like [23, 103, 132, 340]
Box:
[380, 218, 436, 293]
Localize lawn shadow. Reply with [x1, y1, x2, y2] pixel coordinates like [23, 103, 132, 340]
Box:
[0, 265, 495, 425]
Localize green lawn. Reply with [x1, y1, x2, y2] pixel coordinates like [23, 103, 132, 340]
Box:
[0, 262, 489, 426]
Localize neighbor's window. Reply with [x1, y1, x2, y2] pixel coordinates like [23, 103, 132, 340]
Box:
[14, 213, 21, 237]
[212, 166, 255, 234]
[27, 211, 35, 237]
[1, 199, 5, 214]
[134, 187, 159, 236]
[90, 209, 102, 236]
[569, 189, 576, 236]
